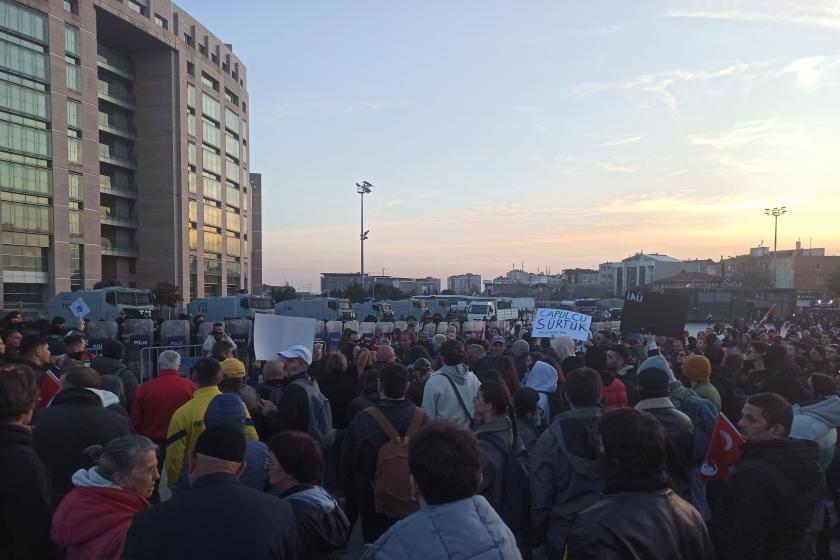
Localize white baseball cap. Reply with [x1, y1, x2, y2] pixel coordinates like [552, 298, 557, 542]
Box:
[278, 344, 312, 365]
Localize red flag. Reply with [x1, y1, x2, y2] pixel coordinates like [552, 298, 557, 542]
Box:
[37, 370, 61, 409]
[700, 413, 745, 481]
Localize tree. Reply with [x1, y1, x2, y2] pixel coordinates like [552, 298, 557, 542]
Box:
[153, 282, 181, 308]
[826, 268, 840, 299]
[730, 259, 773, 290]
[440, 289, 455, 295]
[270, 285, 297, 302]
[93, 279, 123, 289]
[371, 284, 405, 301]
[330, 283, 407, 303]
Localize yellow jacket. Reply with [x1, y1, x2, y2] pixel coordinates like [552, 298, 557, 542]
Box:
[163, 386, 258, 488]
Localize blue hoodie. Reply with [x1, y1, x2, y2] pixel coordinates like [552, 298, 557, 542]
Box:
[791, 395, 840, 469]
[525, 361, 558, 426]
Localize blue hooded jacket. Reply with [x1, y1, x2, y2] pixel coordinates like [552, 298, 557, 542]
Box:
[525, 361, 558, 427]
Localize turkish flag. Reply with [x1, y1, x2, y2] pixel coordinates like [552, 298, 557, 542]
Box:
[700, 413, 745, 480]
[37, 370, 61, 409]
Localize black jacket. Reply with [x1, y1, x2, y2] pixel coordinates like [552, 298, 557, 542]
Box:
[636, 400, 696, 501]
[709, 364, 745, 422]
[0, 424, 54, 560]
[124, 473, 298, 559]
[32, 387, 133, 507]
[567, 472, 714, 560]
[346, 382, 380, 423]
[315, 370, 357, 430]
[91, 356, 139, 411]
[712, 438, 825, 560]
[756, 361, 810, 404]
[279, 484, 350, 559]
[263, 373, 312, 436]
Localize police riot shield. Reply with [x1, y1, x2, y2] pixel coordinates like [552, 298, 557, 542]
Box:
[462, 321, 485, 340]
[359, 322, 376, 345]
[344, 320, 359, 336]
[196, 321, 215, 350]
[122, 319, 154, 379]
[160, 320, 190, 348]
[325, 321, 343, 353]
[314, 321, 325, 346]
[225, 319, 253, 364]
[375, 322, 393, 346]
[86, 321, 118, 352]
[422, 322, 437, 342]
[436, 322, 450, 335]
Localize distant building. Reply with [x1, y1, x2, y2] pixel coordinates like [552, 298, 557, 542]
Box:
[612, 253, 723, 295]
[447, 273, 482, 295]
[599, 262, 617, 295]
[563, 268, 599, 286]
[320, 272, 368, 294]
[250, 173, 262, 291]
[722, 242, 840, 293]
[651, 271, 739, 290]
[394, 276, 440, 295]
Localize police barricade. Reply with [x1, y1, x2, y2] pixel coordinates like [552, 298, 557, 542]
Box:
[462, 321, 485, 340]
[325, 321, 343, 353]
[225, 319, 252, 355]
[139, 344, 205, 384]
[375, 322, 394, 345]
[86, 321, 118, 352]
[122, 319, 154, 381]
[359, 322, 376, 345]
[160, 319, 191, 374]
[196, 321, 215, 350]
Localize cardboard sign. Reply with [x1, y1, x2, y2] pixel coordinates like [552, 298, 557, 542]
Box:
[532, 309, 592, 341]
[253, 314, 316, 361]
[620, 291, 689, 339]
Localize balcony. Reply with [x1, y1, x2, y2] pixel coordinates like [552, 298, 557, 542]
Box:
[98, 144, 137, 170]
[100, 208, 138, 228]
[96, 45, 134, 80]
[98, 113, 136, 140]
[101, 238, 139, 256]
[99, 176, 137, 199]
[97, 80, 136, 110]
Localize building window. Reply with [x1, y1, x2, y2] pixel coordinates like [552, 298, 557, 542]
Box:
[68, 201, 82, 235]
[70, 244, 83, 290]
[0, 118, 50, 157]
[188, 226, 197, 251]
[202, 148, 221, 176]
[203, 173, 221, 200]
[2, 243, 47, 273]
[188, 170, 196, 193]
[0, 1, 47, 43]
[0, 192, 51, 232]
[127, 0, 145, 16]
[187, 112, 195, 136]
[154, 14, 167, 29]
[66, 57, 81, 92]
[201, 72, 218, 92]
[224, 133, 239, 159]
[201, 93, 220, 121]
[186, 83, 195, 108]
[0, 159, 50, 195]
[67, 99, 81, 129]
[183, 33, 194, 47]
[0, 36, 48, 81]
[64, 0, 79, 15]
[0, 76, 49, 120]
[201, 118, 219, 148]
[64, 25, 80, 56]
[816, 261, 822, 271]
[187, 142, 196, 166]
[224, 108, 239, 134]
[68, 172, 82, 200]
[186, 61, 194, 76]
[67, 129, 82, 164]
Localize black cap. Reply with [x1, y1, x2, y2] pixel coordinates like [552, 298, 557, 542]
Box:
[194, 424, 246, 462]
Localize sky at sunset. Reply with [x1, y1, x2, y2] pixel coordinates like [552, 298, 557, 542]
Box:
[178, 0, 840, 290]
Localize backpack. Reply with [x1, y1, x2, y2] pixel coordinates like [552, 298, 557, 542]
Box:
[292, 376, 336, 447]
[366, 406, 425, 520]
[477, 433, 532, 532]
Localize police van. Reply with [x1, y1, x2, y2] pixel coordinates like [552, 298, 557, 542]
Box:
[187, 293, 275, 322]
[352, 301, 395, 322]
[275, 297, 356, 322]
[47, 287, 155, 322]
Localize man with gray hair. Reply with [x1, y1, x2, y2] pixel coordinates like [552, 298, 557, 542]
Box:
[130, 351, 196, 445]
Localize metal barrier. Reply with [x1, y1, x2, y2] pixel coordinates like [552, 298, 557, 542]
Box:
[138, 344, 204, 384]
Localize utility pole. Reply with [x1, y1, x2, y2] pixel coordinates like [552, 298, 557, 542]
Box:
[356, 181, 373, 295]
[764, 206, 787, 288]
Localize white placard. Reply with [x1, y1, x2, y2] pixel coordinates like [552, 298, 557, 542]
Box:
[253, 314, 317, 361]
[532, 308, 592, 341]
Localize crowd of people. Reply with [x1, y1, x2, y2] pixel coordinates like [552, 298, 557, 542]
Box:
[1, 307, 840, 559]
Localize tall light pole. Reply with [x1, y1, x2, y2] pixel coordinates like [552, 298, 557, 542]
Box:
[764, 206, 787, 288]
[356, 181, 373, 293]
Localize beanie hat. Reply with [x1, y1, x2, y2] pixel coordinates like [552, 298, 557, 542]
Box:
[219, 358, 246, 379]
[204, 393, 246, 431]
[561, 356, 585, 376]
[638, 367, 671, 399]
[584, 346, 608, 374]
[194, 424, 245, 462]
[683, 355, 711, 382]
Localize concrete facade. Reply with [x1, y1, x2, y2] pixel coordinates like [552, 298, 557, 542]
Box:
[447, 273, 482, 295]
[0, 0, 250, 308]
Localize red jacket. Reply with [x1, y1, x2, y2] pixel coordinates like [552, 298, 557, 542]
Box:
[130, 370, 195, 441]
[51, 486, 148, 560]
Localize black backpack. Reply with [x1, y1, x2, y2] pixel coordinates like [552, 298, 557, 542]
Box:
[477, 433, 532, 533]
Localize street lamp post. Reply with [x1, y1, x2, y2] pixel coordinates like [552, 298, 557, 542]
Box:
[764, 206, 787, 288]
[356, 181, 373, 293]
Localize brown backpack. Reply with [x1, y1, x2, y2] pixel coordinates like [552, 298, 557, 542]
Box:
[366, 406, 425, 519]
